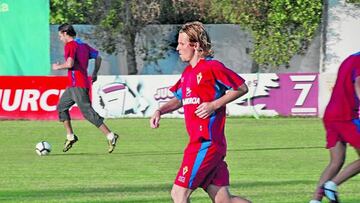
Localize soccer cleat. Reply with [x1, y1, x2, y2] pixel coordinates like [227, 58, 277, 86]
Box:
[309, 200, 321, 203]
[323, 188, 340, 203]
[323, 182, 340, 203]
[63, 135, 78, 152]
[108, 133, 119, 153]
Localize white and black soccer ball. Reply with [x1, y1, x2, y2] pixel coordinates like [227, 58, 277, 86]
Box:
[35, 141, 52, 156]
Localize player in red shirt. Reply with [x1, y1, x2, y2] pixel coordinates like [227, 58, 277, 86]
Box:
[309, 52, 360, 203]
[52, 23, 119, 153]
[150, 21, 250, 203]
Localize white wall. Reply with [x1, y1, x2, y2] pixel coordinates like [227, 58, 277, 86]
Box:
[322, 0, 360, 73]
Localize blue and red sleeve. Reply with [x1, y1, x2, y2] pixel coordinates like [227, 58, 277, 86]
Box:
[211, 60, 245, 90]
[87, 44, 99, 59]
[351, 54, 360, 79]
[170, 78, 183, 100]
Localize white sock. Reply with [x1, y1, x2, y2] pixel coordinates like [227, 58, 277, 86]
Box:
[324, 180, 337, 191]
[67, 133, 75, 140]
[309, 200, 321, 203]
[106, 132, 115, 141]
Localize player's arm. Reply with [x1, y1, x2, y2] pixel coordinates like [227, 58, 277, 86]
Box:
[52, 57, 74, 70]
[195, 83, 248, 119]
[91, 55, 102, 83]
[150, 98, 183, 129]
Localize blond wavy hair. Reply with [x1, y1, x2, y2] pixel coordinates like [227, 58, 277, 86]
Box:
[179, 21, 214, 58]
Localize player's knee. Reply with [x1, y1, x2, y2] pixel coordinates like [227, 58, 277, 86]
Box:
[228, 195, 252, 203]
[82, 113, 93, 122]
[56, 103, 64, 113]
[212, 192, 230, 203]
[214, 198, 227, 203]
[81, 112, 100, 126]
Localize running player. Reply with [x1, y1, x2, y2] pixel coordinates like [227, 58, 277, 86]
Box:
[309, 52, 360, 203]
[150, 21, 251, 203]
[52, 23, 119, 153]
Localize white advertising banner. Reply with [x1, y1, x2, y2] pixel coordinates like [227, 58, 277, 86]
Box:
[92, 73, 319, 118]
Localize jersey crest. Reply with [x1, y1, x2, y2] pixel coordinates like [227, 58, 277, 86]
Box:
[197, 72, 202, 84]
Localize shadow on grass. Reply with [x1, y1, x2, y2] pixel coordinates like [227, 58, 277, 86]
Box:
[0, 180, 313, 201]
[0, 183, 171, 202]
[3, 180, 359, 203]
[50, 152, 106, 156]
[228, 146, 324, 152]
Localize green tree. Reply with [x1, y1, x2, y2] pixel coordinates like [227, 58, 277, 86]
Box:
[92, 0, 162, 74]
[210, 0, 323, 71]
[50, 0, 97, 24]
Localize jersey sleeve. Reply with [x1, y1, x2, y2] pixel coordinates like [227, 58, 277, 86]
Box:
[64, 42, 76, 60]
[169, 78, 183, 100]
[211, 61, 245, 90]
[352, 56, 360, 78]
[87, 44, 99, 59]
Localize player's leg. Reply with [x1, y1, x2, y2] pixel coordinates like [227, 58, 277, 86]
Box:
[171, 184, 193, 203]
[63, 120, 73, 135]
[204, 157, 251, 203]
[57, 88, 78, 152]
[322, 146, 360, 202]
[322, 148, 360, 203]
[62, 120, 79, 151]
[322, 121, 360, 202]
[311, 141, 346, 201]
[330, 120, 360, 186]
[206, 185, 251, 203]
[72, 88, 119, 153]
[331, 147, 360, 185]
[99, 123, 119, 153]
[172, 144, 217, 203]
[57, 88, 75, 130]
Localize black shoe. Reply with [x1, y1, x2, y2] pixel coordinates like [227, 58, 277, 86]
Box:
[108, 134, 119, 153]
[63, 135, 78, 152]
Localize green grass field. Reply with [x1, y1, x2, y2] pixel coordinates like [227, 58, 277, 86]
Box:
[0, 117, 359, 203]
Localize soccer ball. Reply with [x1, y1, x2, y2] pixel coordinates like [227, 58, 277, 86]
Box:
[35, 141, 51, 156]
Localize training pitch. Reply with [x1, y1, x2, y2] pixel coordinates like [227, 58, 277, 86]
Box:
[0, 117, 359, 202]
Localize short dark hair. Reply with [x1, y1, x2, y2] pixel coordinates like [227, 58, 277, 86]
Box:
[58, 23, 76, 37]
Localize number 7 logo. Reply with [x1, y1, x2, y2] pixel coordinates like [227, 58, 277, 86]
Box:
[290, 75, 317, 115]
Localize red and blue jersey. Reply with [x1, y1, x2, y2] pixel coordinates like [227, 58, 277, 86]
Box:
[64, 39, 98, 88]
[324, 52, 360, 121]
[170, 59, 245, 155]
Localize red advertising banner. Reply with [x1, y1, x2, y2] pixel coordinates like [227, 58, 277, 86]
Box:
[0, 76, 84, 120]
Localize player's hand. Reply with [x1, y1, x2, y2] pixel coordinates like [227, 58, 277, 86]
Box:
[52, 62, 61, 70]
[195, 102, 215, 119]
[92, 75, 98, 84]
[150, 110, 161, 128]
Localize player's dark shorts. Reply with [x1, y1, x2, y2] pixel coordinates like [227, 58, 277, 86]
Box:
[57, 87, 104, 127]
[174, 142, 229, 190]
[323, 119, 360, 149]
